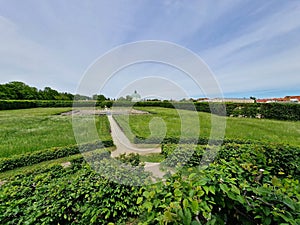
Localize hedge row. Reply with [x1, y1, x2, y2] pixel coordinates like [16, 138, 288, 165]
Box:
[0, 100, 97, 110]
[1, 142, 299, 224]
[140, 158, 300, 224]
[126, 101, 300, 121]
[135, 101, 300, 121]
[161, 143, 300, 179]
[0, 140, 114, 172]
[1, 100, 299, 120]
[134, 136, 257, 145]
[0, 160, 143, 224]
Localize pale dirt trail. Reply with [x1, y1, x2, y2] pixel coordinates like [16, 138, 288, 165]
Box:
[107, 115, 165, 178]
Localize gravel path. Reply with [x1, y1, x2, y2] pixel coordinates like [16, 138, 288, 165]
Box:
[61, 108, 149, 116]
[108, 115, 165, 178]
[108, 115, 161, 157]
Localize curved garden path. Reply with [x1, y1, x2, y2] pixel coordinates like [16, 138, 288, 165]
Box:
[107, 115, 165, 178]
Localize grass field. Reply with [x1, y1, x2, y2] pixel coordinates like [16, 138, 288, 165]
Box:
[114, 107, 300, 146]
[0, 108, 112, 158]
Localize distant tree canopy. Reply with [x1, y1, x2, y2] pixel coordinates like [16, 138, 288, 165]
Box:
[0, 81, 89, 100]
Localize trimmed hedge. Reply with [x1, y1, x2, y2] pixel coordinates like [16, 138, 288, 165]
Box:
[161, 143, 300, 179]
[1, 100, 299, 120]
[134, 136, 257, 145]
[0, 100, 97, 110]
[0, 140, 114, 172]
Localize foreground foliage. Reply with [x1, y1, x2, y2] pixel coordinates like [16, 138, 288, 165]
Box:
[0, 157, 144, 224]
[1, 142, 299, 224]
[139, 161, 300, 225]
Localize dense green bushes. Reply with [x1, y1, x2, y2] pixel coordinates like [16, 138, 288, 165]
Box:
[137, 142, 300, 224]
[0, 140, 114, 172]
[133, 101, 300, 121]
[0, 100, 97, 110]
[134, 136, 255, 145]
[0, 160, 143, 224]
[1, 99, 299, 121]
[260, 103, 300, 120]
[161, 143, 300, 179]
[1, 142, 299, 224]
[139, 160, 300, 225]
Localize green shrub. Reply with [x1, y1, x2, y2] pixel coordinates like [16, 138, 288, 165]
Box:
[0, 140, 114, 172]
[116, 153, 141, 166]
[0, 100, 97, 110]
[161, 143, 300, 179]
[138, 160, 300, 225]
[0, 162, 143, 224]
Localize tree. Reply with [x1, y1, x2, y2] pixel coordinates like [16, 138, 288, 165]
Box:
[250, 96, 257, 103]
[125, 95, 132, 101]
[97, 94, 106, 102]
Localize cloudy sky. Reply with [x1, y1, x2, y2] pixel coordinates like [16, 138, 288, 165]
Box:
[0, 0, 299, 99]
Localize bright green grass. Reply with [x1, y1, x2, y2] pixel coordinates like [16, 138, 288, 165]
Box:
[114, 107, 300, 146]
[0, 108, 112, 158]
[139, 153, 165, 163]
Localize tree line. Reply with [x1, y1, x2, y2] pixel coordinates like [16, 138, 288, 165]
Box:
[0, 81, 90, 100]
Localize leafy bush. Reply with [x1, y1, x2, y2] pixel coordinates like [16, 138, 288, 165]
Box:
[0, 162, 143, 224]
[1, 141, 299, 224]
[133, 101, 300, 121]
[0, 140, 114, 172]
[116, 153, 141, 166]
[138, 160, 300, 225]
[161, 143, 300, 179]
[134, 136, 256, 145]
[0, 100, 97, 110]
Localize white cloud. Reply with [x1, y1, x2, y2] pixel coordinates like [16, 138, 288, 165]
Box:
[0, 15, 78, 90]
[0, 1, 299, 98]
[202, 2, 300, 68]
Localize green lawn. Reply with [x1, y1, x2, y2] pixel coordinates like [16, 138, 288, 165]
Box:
[114, 107, 300, 146]
[0, 108, 112, 158]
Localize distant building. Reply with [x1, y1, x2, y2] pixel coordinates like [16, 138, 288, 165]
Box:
[199, 98, 255, 103]
[131, 90, 141, 102]
[257, 96, 300, 103]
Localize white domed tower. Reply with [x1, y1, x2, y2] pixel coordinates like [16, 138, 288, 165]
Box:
[131, 90, 141, 102]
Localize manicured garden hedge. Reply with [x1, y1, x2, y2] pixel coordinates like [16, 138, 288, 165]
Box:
[134, 101, 300, 121]
[139, 159, 300, 225]
[0, 100, 97, 110]
[1, 100, 299, 120]
[0, 160, 143, 225]
[134, 136, 256, 145]
[0, 140, 113, 172]
[161, 143, 300, 179]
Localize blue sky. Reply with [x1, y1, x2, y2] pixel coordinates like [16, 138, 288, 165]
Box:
[0, 0, 299, 99]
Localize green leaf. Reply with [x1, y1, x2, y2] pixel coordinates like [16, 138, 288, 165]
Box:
[174, 188, 182, 197]
[183, 199, 189, 209]
[283, 198, 295, 211]
[220, 183, 229, 193]
[191, 221, 201, 225]
[227, 192, 237, 201]
[143, 191, 150, 198]
[264, 217, 271, 225]
[143, 201, 153, 212]
[136, 197, 143, 205]
[203, 186, 209, 195]
[197, 189, 205, 197]
[230, 185, 240, 195]
[209, 186, 215, 195]
[183, 208, 192, 225]
[191, 200, 199, 214]
[164, 211, 175, 222]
